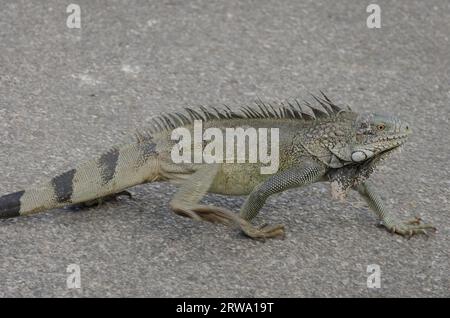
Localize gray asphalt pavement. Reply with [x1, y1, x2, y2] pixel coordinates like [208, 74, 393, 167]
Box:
[0, 0, 449, 297]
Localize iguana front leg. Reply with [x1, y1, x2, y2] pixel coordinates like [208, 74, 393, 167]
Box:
[169, 164, 284, 238]
[239, 161, 326, 237]
[355, 181, 436, 237]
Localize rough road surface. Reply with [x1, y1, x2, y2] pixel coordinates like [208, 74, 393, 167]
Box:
[0, 0, 448, 297]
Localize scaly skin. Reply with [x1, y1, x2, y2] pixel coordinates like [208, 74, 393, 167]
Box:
[0, 94, 436, 239]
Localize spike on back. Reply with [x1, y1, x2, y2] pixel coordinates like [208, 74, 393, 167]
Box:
[319, 91, 345, 114]
[142, 93, 348, 137]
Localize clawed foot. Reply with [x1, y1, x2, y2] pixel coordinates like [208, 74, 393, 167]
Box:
[193, 207, 285, 239]
[171, 204, 285, 239]
[386, 217, 436, 238]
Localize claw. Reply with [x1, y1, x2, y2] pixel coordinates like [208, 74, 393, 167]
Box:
[115, 190, 133, 199]
[376, 221, 384, 228]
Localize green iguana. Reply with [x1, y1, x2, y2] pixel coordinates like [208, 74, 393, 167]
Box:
[0, 93, 436, 239]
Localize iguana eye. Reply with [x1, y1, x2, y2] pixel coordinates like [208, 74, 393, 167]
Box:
[376, 123, 386, 131]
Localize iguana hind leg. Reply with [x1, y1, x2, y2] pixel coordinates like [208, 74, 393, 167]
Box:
[168, 164, 285, 239]
[169, 164, 225, 222]
[355, 181, 436, 237]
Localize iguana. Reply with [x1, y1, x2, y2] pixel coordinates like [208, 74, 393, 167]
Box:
[0, 93, 435, 239]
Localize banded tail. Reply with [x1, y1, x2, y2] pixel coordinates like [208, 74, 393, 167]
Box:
[0, 141, 159, 219]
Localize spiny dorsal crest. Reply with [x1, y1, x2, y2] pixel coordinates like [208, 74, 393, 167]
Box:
[137, 92, 350, 141]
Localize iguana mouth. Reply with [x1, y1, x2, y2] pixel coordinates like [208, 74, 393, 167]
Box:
[377, 133, 410, 141]
[363, 133, 409, 156]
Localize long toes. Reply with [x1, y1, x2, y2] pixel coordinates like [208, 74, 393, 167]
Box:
[393, 223, 436, 237]
[416, 229, 428, 236]
[173, 209, 202, 221]
[192, 208, 235, 226]
[198, 212, 233, 225]
[408, 223, 436, 231]
[420, 224, 436, 231]
[203, 215, 230, 224]
[240, 223, 285, 239]
[406, 217, 422, 225]
[405, 219, 435, 230]
[262, 225, 285, 238]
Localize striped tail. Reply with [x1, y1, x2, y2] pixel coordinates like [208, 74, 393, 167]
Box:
[0, 191, 25, 218]
[0, 141, 159, 219]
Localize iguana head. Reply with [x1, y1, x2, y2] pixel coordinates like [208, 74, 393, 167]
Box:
[331, 112, 411, 164]
[351, 112, 411, 161]
[328, 112, 412, 200]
